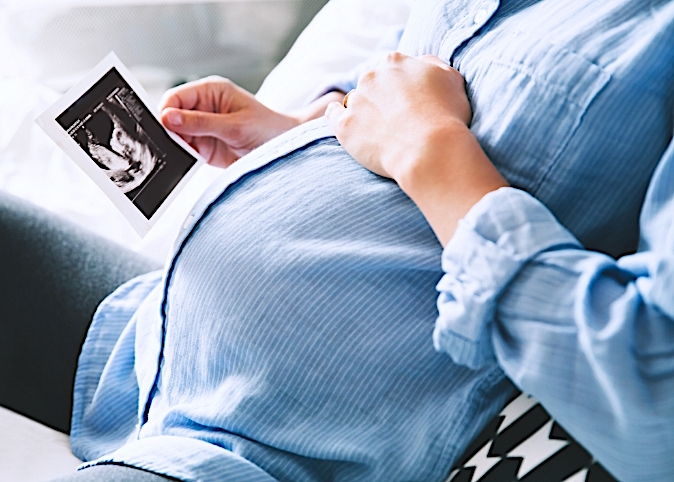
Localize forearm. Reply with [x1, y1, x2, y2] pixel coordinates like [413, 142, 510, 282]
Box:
[395, 122, 508, 246]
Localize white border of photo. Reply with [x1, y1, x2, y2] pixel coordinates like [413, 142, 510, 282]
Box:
[36, 52, 205, 237]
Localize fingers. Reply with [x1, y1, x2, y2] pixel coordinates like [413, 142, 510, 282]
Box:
[418, 54, 454, 71]
[158, 76, 231, 112]
[325, 101, 348, 138]
[159, 83, 200, 111]
[382, 51, 450, 70]
[192, 136, 238, 169]
[161, 107, 240, 141]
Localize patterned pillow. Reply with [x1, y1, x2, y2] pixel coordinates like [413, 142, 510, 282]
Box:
[446, 393, 618, 482]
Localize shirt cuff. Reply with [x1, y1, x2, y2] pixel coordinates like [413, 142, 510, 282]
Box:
[433, 187, 580, 369]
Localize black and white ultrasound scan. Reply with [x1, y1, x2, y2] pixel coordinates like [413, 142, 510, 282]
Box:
[37, 53, 204, 236]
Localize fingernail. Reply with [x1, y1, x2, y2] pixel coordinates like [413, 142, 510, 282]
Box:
[325, 103, 335, 117]
[168, 110, 182, 126]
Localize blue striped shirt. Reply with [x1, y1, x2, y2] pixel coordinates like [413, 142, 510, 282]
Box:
[70, 1, 674, 481]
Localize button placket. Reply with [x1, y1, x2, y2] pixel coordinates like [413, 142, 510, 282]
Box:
[435, 0, 501, 65]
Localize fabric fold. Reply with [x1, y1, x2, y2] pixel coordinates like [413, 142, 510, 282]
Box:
[433, 188, 580, 369]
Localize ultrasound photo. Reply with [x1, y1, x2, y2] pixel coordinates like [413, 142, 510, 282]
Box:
[55, 67, 197, 219]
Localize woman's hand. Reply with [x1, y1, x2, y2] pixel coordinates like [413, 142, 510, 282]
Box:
[326, 53, 471, 180]
[325, 53, 508, 245]
[160, 77, 344, 168]
[160, 77, 297, 168]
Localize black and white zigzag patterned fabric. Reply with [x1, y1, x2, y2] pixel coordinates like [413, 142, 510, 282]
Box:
[446, 393, 618, 482]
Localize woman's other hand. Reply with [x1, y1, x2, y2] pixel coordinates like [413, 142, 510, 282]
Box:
[160, 77, 299, 168]
[160, 78, 344, 168]
[326, 53, 508, 245]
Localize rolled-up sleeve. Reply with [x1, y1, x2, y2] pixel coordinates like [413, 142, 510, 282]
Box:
[433, 187, 579, 369]
[435, 137, 674, 481]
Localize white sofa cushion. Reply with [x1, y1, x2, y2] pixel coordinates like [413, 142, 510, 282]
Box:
[0, 407, 80, 481]
[256, 0, 411, 112]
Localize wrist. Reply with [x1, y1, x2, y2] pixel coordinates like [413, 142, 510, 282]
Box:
[289, 91, 346, 125]
[396, 121, 508, 246]
[394, 120, 469, 194]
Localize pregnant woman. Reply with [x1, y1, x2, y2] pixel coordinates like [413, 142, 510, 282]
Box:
[0, 1, 672, 481]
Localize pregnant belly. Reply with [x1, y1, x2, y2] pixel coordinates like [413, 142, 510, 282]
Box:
[155, 138, 509, 481]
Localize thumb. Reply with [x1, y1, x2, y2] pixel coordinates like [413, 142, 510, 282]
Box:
[325, 101, 347, 136]
[161, 108, 239, 141]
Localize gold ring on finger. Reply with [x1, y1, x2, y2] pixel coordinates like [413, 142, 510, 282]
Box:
[343, 89, 356, 108]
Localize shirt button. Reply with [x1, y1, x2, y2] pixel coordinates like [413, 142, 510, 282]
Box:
[183, 213, 196, 230]
[473, 9, 489, 25]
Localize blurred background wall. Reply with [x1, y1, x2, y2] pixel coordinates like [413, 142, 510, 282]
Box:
[0, 0, 328, 102]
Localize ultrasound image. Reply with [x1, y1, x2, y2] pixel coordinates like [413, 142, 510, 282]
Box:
[56, 68, 197, 219]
